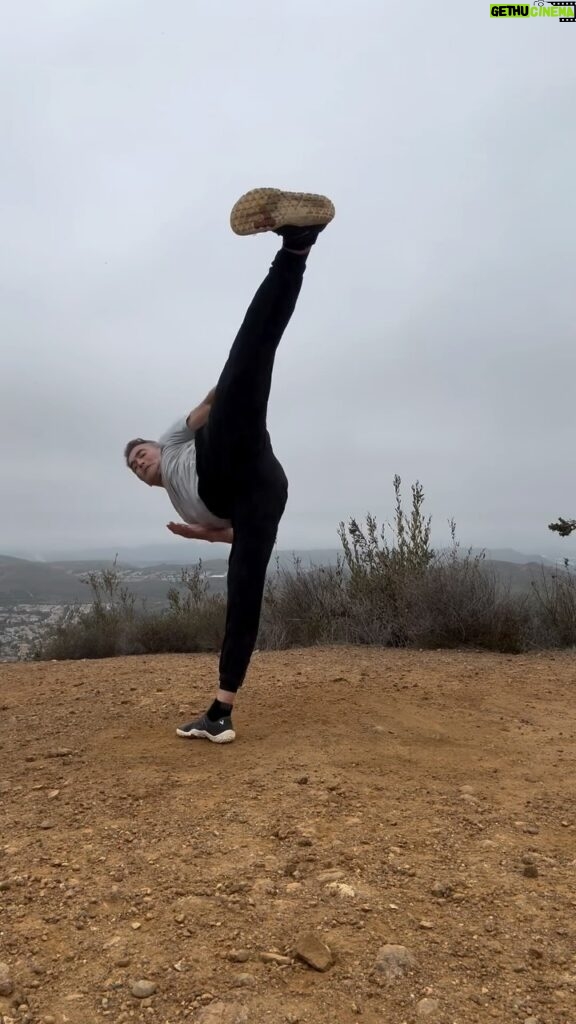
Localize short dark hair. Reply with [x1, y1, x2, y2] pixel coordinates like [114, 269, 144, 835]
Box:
[124, 438, 157, 466]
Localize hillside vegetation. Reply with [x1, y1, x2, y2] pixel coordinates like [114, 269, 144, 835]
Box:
[31, 479, 576, 661]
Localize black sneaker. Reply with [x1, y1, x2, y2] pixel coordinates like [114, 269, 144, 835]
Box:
[230, 188, 335, 246]
[274, 223, 328, 250]
[176, 713, 236, 744]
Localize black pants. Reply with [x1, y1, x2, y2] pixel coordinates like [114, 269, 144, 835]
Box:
[195, 248, 306, 692]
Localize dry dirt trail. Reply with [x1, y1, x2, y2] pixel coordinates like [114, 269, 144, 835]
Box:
[1, 646, 575, 1024]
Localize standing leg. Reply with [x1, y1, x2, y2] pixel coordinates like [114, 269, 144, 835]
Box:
[218, 455, 289, 692]
[177, 451, 288, 742]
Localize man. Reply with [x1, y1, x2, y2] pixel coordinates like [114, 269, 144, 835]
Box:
[125, 187, 335, 743]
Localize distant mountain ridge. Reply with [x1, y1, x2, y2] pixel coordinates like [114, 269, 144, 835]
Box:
[0, 547, 573, 607]
[3, 544, 569, 568]
[27, 545, 345, 567]
[0, 554, 228, 607]
[0, 555, 92, 605]
[466, 548, 555, 566]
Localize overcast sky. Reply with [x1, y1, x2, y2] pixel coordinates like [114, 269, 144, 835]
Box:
[1, 1, 575, 559]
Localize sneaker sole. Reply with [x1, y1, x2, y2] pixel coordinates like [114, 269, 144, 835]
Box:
[230, 188, 335, 236]
[176, 726, 236, 744]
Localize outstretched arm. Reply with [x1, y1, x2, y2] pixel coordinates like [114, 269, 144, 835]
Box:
[167, 521, 233, 544]
[186, 387, 216, 432]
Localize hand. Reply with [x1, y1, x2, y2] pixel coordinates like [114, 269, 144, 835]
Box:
[167, 521, 233, 544]
[167, 522, 208, 540]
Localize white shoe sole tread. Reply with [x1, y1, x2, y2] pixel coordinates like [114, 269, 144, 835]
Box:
[230, 188, 335, 236]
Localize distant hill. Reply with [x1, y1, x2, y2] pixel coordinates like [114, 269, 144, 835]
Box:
[12, 545, 344, 568]
[467, 548, 555, 567]
[0, 554, 230, 607]
[1, 548, 572, 609]
[48, 559, 137, 572]
[0, 555, 90, 606]
[12, 543, 573, 569]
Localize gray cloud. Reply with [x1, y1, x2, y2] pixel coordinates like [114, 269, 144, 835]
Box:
[1, 2, 575, 557]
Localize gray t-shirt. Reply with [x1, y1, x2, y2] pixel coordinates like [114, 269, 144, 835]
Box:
[159, 417, 231, 528]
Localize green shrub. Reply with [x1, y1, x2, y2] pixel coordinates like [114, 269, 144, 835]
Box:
[35, 563, 226, 660]
[34, 480, 576, 661]
[531, 565, 576, 646]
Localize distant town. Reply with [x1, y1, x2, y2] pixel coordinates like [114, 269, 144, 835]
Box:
[0, 557, 231, 661]
[0, 603, 92, 661]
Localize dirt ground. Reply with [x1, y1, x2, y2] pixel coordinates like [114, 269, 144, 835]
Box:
[0, 646, 575, 1024]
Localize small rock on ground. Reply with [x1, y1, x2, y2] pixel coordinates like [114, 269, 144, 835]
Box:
[417, 997, 440, 1017]
[295, 933, 333, 972]
[260, 952, 292, 965]
[325, 882, 356, 898]
[431, 881, 453, 898]
[0, 961, 14, 996]
[316, 869, 345, 883]
[374, 944, 418, 980]
[130, 979, 157, 998]
[228, 951, 250, 963]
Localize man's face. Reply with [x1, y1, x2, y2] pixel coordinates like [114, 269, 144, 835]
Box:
[128, 442, 162, 486]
